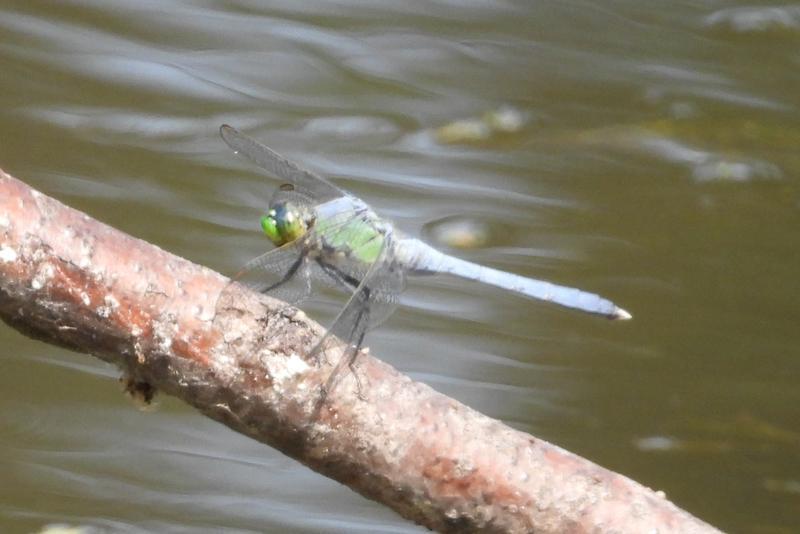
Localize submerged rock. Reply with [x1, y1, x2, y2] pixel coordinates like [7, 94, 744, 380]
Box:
[435, 105, 528, 145]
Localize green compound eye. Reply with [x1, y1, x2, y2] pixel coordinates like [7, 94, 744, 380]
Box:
[261, 212, 283, 245]
[260, 204, 307, 246]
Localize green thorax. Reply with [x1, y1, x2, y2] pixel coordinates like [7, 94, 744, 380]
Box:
[312, 196, 386, 265]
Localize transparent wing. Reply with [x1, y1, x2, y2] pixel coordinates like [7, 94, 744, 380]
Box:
[312, 233, 407, 400]
[218, 238, 313, 312]
[220, 124, 344, 202]
[361, 246, 407, 329]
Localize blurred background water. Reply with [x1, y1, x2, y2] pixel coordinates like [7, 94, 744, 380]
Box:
[1, 1, 799, 532]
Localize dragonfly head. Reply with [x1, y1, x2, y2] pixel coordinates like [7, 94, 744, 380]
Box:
[261, 200, 310, 246]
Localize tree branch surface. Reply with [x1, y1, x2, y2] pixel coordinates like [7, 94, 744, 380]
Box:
[0, 168, 722, 533]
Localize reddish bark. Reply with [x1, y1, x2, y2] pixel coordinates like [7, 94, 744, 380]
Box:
[0, 168, 722, 533]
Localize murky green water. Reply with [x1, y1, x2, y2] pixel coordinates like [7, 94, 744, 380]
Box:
[1, 2, 799, 532]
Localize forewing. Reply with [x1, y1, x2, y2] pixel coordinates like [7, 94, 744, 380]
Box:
[220, 125, 344, 202]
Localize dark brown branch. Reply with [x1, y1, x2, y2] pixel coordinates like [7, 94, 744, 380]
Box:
[0, 168, 722, 534]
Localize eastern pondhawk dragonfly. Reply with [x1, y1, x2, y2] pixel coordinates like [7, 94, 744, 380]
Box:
[218, 125, 631, 398]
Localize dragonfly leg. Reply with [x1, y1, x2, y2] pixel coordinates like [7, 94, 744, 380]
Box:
[310, 260, 361, 367]
[315, 258, 360, 292]
[311, 235, 395, 409]
[308, 288, 361, 369]
[311, 339, 331, 367]
[220, 239, 313, 310]
[315, 286, 371, 403]
[347, 317, 369, 401]
[259, 254, 306, 295]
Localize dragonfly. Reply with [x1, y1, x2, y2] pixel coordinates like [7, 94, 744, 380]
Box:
[218, 124, 631, 399]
